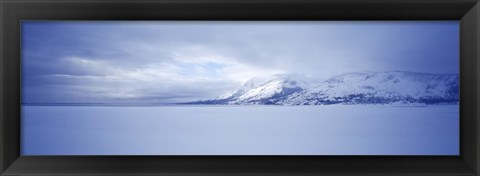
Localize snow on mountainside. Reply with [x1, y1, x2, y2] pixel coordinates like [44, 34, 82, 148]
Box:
[187, 71, 459, 105]
[284, 71, 458, 105]
[191, 74, 307, 105]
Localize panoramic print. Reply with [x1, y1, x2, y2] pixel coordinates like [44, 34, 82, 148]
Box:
[21, 21, 459, 155]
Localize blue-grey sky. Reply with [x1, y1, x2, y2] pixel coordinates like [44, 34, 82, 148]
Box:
[22, 21, 459, 104]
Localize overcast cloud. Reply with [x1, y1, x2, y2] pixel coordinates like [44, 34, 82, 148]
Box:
[21, 21, 459, 104]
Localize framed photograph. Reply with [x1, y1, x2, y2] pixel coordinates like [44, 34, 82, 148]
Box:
[1, 0, 479, 175]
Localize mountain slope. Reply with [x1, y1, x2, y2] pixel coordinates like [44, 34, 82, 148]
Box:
[188, 71, 459, 105]
[284, 71, 458, 105]
[192, 74, 307, 105]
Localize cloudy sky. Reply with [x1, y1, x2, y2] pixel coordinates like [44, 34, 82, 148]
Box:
[22, 21, 458, 104]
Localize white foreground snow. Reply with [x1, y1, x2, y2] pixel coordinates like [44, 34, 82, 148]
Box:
[22, 105, 459, 155]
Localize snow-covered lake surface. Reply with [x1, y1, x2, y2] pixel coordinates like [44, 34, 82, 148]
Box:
[22, 105, 459, 155]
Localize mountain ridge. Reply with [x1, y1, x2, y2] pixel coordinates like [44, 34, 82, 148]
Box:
[186, 71, 459, 105]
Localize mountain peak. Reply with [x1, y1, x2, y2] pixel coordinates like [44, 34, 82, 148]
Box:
[214, 74, 307, 105]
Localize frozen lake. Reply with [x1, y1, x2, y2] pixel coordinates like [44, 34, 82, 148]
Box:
[22, 105, 459, 155]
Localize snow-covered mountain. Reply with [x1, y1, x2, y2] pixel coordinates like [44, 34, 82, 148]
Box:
[187, 71, 459, 105]
[191, 74, 308, 105]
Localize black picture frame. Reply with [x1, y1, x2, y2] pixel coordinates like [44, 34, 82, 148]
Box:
[1, 0, 479, 175]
